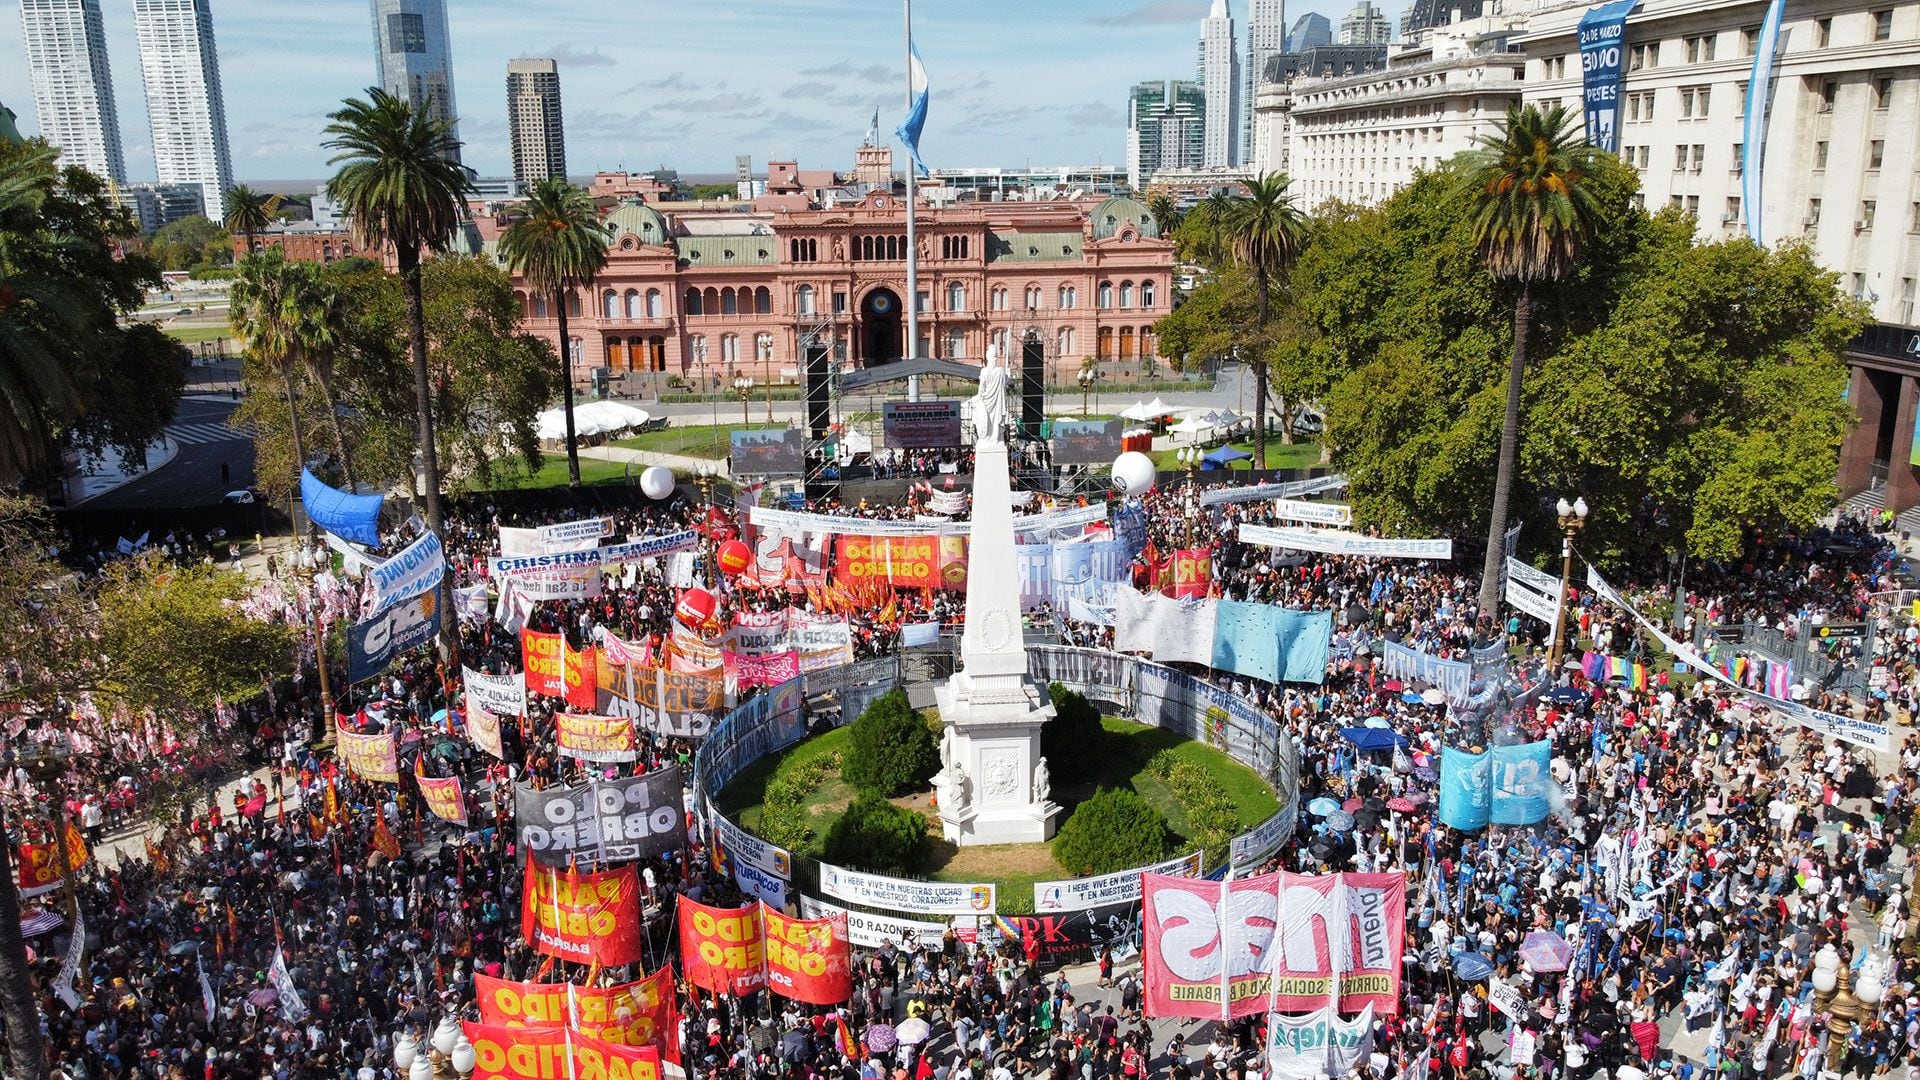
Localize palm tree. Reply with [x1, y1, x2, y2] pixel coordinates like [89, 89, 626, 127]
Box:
[1145, 192, 1182, 237]
[286, 262, 357, 490]
[1203, 189, 1236, 264]
[231, 253, 311, 519]
[223, 183, 273, 257]
[1225, 173, 1306, 469]
[1458, 103, 1604, 622]
[322, 88, 471, 546]
[496, 177, 609, 487]
[0, 142, 89, 486]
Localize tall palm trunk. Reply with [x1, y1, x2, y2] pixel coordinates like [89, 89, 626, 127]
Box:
[1253, 269, 1270, 470]
[1477, 283, 1532, 625]
[310, 363, 358, 491]
[552, 288, 581, 487]
[281, 358, 308, 533]
[399, 248, 458, 665]
[0, 819, 48, 1080]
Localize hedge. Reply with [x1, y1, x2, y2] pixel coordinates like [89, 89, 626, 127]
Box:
[822, 793, 930, 876]
[843, 688, 937, 796]
[1052, 787, 1173, 876]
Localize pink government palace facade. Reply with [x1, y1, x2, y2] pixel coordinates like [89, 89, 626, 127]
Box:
[479, 159, 1176, 385]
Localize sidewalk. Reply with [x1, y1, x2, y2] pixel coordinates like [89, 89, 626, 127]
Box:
[577, 443, 731, 479]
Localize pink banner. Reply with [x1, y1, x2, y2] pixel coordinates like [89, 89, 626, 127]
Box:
[334, 720, 399, 784]
[723, 650, 801, 696]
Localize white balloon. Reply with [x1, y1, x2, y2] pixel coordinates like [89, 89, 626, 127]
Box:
[1111, 451, 1157, 496]
[639, 466, 675, 500]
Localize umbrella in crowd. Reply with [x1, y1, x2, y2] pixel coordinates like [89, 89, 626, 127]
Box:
[864, 1024, 897, 1053]
[1325, 809, 1357, 832]
[1519, 931, 1576, 972]
[1544, 686, 1587, 705]
[896, 1017, 931, 1045]
[1308, 797, 1341, 817]
[19, 911, 61, 937]
[1451, 952, 1496, 981]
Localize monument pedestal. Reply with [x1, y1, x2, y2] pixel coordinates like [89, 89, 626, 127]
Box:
[933, 426, 1062, 846]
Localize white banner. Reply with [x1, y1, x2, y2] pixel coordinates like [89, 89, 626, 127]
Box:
[818, 862, 996, 915]
[1270, 498, 1353, 527]
[1151, 597, 1217, 666]
[1488, 976, 1526, 1020]
[1035, 851, 1202, 911]
[1114, 588, 1157, 654]
[53, 911, 83, 1010]
[463, 668, 526, 717]
[539, 516, 615, 547]
[734, 861, 788, 909]
[1504, 556, 1561, 597]
[1238, 523, 1452, 560]
[1230, 808, 1292, 868]
[726, 609, 790, 655]
[929, 489, 967, 515]
[1200, 474, 1348, 507]
[368, 531, 445, 615]
[1267, 1004, 1376, 1079]
[1377, 641, 1471, 706]
[749, 504, 1104, 538]
[799, 895, 947, 948]
[1504, 575, 1560, 629]
[267, 946, 307, 1023]
[712, 808, 791, 880]
[488, 531, 699, 578]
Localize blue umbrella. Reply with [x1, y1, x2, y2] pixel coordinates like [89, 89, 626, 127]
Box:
[1325, 809, 1356, 832]
[1400, 691, 1423, 704]
[1452, 952, 1496, 981]
[1203, 446, 1252, 466]
[1340, 727, 1410, 753]
[1308, 797, 1341, 817]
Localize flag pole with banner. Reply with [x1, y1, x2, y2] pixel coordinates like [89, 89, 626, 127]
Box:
[897, 0, 930, 399]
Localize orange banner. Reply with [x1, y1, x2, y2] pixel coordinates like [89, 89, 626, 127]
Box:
[833, 535, 946, 589]
[523, 630, 566, 699]
[462, 1020, 661, 1080]
[415, 761, 467, 825]
[677, 897, 765, 995]
[474, 966, 679, 1059]
[521, 855, 643, 967]
[759, 901, 852, 1004]
[17, 838, 83, 898]
[563, 639, 598, 710]
[554, 713, 637, 763]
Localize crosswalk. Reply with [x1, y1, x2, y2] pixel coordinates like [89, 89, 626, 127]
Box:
[167, 420, 252, 446]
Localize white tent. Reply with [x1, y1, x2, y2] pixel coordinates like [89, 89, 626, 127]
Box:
[1169, 413, 1214, 439]
[534, 401, 651, 441]
[1143, 397, 1174, 416]
[1118, 400, 1156, 421]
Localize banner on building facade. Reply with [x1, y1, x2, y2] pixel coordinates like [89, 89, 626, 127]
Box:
[555, 713, 639, 763]
[818, 862, 996, 915]
[346, 590, 441, 683]
[515, 768, 688, 865]
[334, 721, 399, 784]
[461, 1021, 662, 1080]
[1141, 871, 1404, 1019]
[1034, 851, 1202, 912]
[521, 856, 644, 967]
[1577, 0, 1637, 152]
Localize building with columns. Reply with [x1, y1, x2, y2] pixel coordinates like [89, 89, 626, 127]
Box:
[483, 178, 1174, 386]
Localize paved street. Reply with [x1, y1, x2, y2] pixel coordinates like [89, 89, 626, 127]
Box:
[83, 396, 258, 512]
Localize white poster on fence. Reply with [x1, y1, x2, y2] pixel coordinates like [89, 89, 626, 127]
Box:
[799, 895, 947, 948]
[711, 808, 792, 880]
[1035, 851, 1202, 911]
[818, 862, 996, 915]
[1270, 498, 1353, 526]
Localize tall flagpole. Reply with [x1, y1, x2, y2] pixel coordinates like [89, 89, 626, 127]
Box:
[903, 0, 921, 401]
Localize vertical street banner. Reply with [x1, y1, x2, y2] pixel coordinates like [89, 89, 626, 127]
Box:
[1438, 747, 1492, 831]
[414, 761, 467, 825]
[522, 629, 567, 699]
[758, 902, 853, 1004]
[519, 855, 643, 967]
[1743, 0, 1788, 244]
[678, 898, 767, 995]
[334, 720, 399, 784]
[555, 713, 639, 763]
[1577, 0, 1638, 151]
[461, 1021, 662, 1080]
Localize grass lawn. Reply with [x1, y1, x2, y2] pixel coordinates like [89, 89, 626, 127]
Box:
[612, 422, 784, 460]
[163, 325, 237, 345]
[717, 713, 1277, 914]
[482, 455, 636, 490]
[1150, 439, 1322, 472]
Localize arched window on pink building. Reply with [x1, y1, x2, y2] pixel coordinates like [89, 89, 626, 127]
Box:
[685, 288, 703, 315]
[702, 287, 720, 313]
[566, 292, 581, 318]
[625, 290, 643, 319]
[602, 290, 619, 319]
[721, 289, 739, 315]
[1023, 285, 1041, 310]
[1119, 282, 1135, 309]
[754, 287, 772, 314]
[514, 291, 528, 318]
[1058, 285, 1076, 309]
[646, 289, 663, 318]
[1141, 280, 1156, 308]
[1097, 282, 1113, 309]
[531, 294, 550, 318]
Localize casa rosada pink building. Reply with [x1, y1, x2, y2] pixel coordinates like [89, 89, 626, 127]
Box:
[478, 182, 1176, 385]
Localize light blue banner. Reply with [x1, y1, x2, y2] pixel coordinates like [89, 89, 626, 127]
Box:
[1438, 747, 1491, 831]
[1490, 740, 1553, 825]
[301, 468, 384, 546]
[1278, 609, 1333, 684]
[1213, 600, 1281, 683]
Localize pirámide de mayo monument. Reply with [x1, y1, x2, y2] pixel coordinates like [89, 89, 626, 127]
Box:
[934, 344, 1063, 845]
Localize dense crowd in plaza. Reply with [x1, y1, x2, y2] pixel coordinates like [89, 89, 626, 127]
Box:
[12, 474, 1920, 1080]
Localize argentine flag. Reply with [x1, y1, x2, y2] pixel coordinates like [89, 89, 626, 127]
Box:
[896, 38, 931, 178]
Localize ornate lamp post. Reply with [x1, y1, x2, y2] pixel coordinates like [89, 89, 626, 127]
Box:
[396, 1019, 475, 1080]
[1175, 446, 1203, 545]
[732, 376, 754, 427]
[1545, 495, 1589, 671]
[1812, 944, 1879, 1072]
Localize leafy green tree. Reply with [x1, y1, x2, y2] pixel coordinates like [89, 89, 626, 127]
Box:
[1203, 189, 1235, 264]
[223, 184, 274, 254]
[0, 140, 183, 484]
[1145, 192, 1182, 237]
[1457, 104, 1606, 618]
[497, 178, 610, 487]
[1226, 174, 1307, 463]
[822, 793, 929, 875]
[1052, 788, 1172, 876]
[1043, 683, 1106, 783]
[231, 254, 358, 493]
[1153, 266, 1253, 372]
[147, 213, 230, 269]
[323, 88, 473, 577]
[843, 688, 938, 796]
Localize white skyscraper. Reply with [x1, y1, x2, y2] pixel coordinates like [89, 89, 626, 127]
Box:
[131, 0, 233, 220]
[1198, 0, 1241, 168]
[1241, 0, 1285, 162]
[507, 58, 566, 186]
[371, 0, 460, 162]
[18, 0, 126, 184]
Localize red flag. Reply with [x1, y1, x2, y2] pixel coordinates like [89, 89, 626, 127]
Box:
[836, 1015, 860, 1059]
[372, 813, 402, 860]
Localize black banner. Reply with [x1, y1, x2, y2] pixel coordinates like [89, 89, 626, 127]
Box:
[346, 591, 441, 683]
[1051, 419, 1124, 466]
[998, 900, 1142, 961]
[883, 401, 962, 449]
[514, 767, 688, 865]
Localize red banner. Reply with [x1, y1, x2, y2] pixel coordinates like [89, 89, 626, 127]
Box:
[474, 966, 679, 1060]
[1141, 871, 1405, 1020]
[554, 713, 638, 762]
[677, 898, 765, 995]
[1168, 548, 1212, 599]
[523, 629, 566, 698]
[415, 761, 467, 825]
[832, 535, 947, 589]
[462, 1020, 661, 1080]
[563, 638, 598, 710]
[521, 855, 643, 967]
[759, 901, 852, 1004]
[17, 839, 82, 898]
[722, 650, 800, 696]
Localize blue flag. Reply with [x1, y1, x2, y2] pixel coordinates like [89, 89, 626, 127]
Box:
[896, 38, 931, 178]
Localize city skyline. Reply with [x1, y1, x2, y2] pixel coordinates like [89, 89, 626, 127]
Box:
[1, 0, 1410, 184]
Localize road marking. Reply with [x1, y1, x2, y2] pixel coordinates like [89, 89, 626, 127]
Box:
[166, 421, 251, 446]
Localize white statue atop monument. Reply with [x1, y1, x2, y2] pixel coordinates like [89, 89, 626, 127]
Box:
[1033, 757, 1050, 805]
[972, 342, 1010, 446]
[939, 724, 955, 776]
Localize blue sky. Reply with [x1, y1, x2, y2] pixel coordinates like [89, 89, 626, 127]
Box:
[1, 0, 1382, 183]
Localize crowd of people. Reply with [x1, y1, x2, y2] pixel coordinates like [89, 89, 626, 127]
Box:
[12, 472, 1920, 1080]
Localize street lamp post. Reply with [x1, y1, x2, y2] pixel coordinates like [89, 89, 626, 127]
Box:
[395, 1018, 476, 1080]
[733, 376, 754, 428]
[1812, 944, 1881, 1072]
[1545, 496, 1589, 671]
[293, 545, 335, 728]
[1176, 446, 1203, 544]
